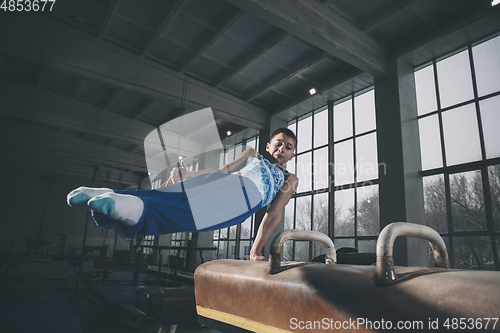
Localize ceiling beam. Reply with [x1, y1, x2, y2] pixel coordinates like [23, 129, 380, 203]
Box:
[179, 9, 244, 73]
[141, 0, 184, 57]
[132, 99, 156, 119]
[270, 67, 363, 116]
[394, 0, 498, 56]
[0, 145, 143, 186]
[0, 79, 152, 147]
[246, 53, 327, 102]
[73, 79, 86, 99]
[37, 65, 46, 87]
[225, 0, 387, 77]
[362, 0, 421, 33]
[0, 12, 268, 130]
[0, 123, 146, 173]
[322, 0, 359, 27]
[98, 0, 120, 39]
[215, 30, 289, 88]
[0, 120, 148, 175]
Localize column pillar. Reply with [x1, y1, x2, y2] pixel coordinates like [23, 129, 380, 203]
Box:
[374, 56, 427, 267]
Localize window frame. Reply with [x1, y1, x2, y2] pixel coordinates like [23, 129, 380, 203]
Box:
[416, 35, 500, 270]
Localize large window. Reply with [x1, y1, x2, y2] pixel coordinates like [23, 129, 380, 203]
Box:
[284, 89, 380, 261]
[416, 34, 500, 270]
[331, 90, 379, 254]
[285, 108, 329, 261]
[212, 136, 259, 259]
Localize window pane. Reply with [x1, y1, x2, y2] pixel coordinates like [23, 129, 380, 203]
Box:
[453, 236, 494, 270]
[312, 241, 326, 260]
[225, 147, 234, 163]
[229, 225, 237, 239]
[234, 144, 242, 160]
[287, 154, 296, 175]
[284, 198, 295, 230]
[419, 115, 443, 170]
[295, 241, 309, 262]
[213, 230, 219, 240]
[442, 104, 482, 166]
[314, 109, 328, 147]
[239, 240, 250, 259]
[480, 95, 500, 159]
[423, 175, 448, 233]
[358, 240, 376, 253]
[497, 238, 500, 266]
[247, 138, 256, 150]
[288, 121, 296, 138]
[357, 185, 379, 236]
[296, 152, 312, 193]
[219, 151, 224, 167]
[436, 50, 474, 108]
[219, 227, 227, 239]
[295, 196, 311, 230]
[283, 241, 293, 261]
[312, 196, 328, 257]
[241, 217, 252, 239]
[354, 90, 376, 134]
[314, 147, 329, 190]
[415, 64, 438, 116]
[450, 170, 486, 231]
[313, 192, 329, 235]
[212, 241, 218, 260]
[297, 116, 312, 153]
[334, 99, 352, 142]
[488, 165, 500, 231]
[228, 241, 236, 259]
[334, 189, 354, 236]
[334, 238, 355, 250]
[356, 133, 378, 182]
[473, 35, 500, 97]
[218, 241, 227, 259]
[334, 139, 354, 186]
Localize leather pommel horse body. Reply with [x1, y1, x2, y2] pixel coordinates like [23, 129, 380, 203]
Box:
[194, 224, 500, 332]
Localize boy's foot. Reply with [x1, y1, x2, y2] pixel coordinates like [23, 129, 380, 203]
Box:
[88, 192, 144, 226]
[67, 187, 113, 208]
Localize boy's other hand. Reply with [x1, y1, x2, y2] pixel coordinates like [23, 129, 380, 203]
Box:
[250, 252, 268, 261]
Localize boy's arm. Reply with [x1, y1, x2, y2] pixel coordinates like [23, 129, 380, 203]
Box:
[161, 148, 258, 186]
[250, 173, 299, 261]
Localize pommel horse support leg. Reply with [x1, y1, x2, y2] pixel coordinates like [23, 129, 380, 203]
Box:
[194, 224, 500, 333]
[135, 287, 198, 333]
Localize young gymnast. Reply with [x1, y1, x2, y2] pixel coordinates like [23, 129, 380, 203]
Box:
[67, 128, 298, 261]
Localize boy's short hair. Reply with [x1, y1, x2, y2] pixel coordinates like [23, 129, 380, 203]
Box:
[270, 127, 297, 147]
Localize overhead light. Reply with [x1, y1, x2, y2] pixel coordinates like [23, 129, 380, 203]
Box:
[309, 88, 316, 95]
[227, 130, 232, 136]
[493, 0, 500, 5]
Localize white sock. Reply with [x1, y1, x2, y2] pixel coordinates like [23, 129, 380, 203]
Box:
[67, 186, 113, 207]
[88, 192, 144, 226]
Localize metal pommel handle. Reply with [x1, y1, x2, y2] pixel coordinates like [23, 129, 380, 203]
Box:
[268, 230, 336, 274]
[376, 222, 450, 285]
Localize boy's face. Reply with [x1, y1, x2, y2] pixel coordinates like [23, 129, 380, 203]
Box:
[266, 133, 295, 166]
